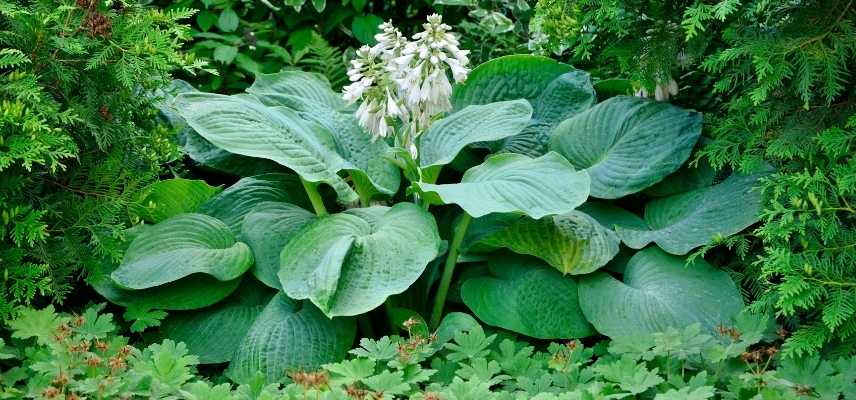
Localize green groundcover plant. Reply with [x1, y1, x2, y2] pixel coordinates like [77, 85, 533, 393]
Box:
[73, 14, 788, 387]
[1, 305, 854, 399]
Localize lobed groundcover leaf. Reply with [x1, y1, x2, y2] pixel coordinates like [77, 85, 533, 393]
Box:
[578, 247, 744, 338]
[462, 253, 595, 339]
[111, 213, 253, 290]
[550, 96, 702, 199]
[278, 203, 442, 317]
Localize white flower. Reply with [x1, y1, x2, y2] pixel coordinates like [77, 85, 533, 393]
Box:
[341, 14, 470, 150]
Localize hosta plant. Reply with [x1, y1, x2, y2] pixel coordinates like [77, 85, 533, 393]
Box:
[90, 15, 772, 384]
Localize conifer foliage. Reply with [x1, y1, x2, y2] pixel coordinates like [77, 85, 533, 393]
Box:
[0, 0, 204, 321]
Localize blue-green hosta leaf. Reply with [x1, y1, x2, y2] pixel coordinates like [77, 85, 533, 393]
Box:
[616, 171, 767, 255]
[90, 226, 242, 311]
[417, 100, 533, 168]
[92, 270, 242, 311]
[578, 247, 744, 338]
[577, 202, 647, 232]
[154, 80, 283, 177]
[111, 213, 253, 290]
[549, 96, 702, 199]
[136, 178, 221, 223]
[174, 93, 359, 203]
[461, 253, 595, 339]
[226, 293, 356, 383]
[417, 152, 590, 219]
[198, 174, 309, 236]
[160, 279, 275, 364]
[467, 211, 619, 275]
[248, 71, 346, 110]
[250, 93, 400, 198]
[452, 55, 596, 156]
[643, 158, 716, 197]
[278, 203, 442, 317]
[241, 202, 315, 290]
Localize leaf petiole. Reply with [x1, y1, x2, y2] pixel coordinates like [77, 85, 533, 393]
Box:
[429, 212, 472, 329]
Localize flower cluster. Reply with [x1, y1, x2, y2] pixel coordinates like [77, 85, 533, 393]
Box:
[343, 14, 470, 157]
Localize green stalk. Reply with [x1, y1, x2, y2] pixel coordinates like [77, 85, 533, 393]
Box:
[300, 177, 328, 216]
[429, 212, 472, 329]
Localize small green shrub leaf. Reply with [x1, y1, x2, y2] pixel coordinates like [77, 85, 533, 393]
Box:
[578, 247, 744, 338]
[278, 204, 441, 317]
[461, 253, 595, 339]
[111, 214, 253, 289]
[417, 152, 589, 218]
[549, 96, 702, 199]
[226, 293, 356, 383]
[241, 202, 315, 290]
[615, 171, 767, 255]
[417, 100, 533, 168]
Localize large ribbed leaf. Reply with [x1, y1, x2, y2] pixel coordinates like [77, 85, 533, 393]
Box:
[452, 55, 596, 156]
[90, 225, 241, 310]
[136, 178, 221, 223]
[250, 92, 400, 198]
[461, 253, 595, 339]
[278, 203, 441, 317]
[160, 279, 275, 364]
[549, 96, 702, 199]
[578, 247, 744, 338]
[577, 202, 647, 232]
[155, 80, 282, 176]
[643, 158, 716, 197]
[248, 71, 346, 110]
[198, 174, 308, 235]
[468, 211, 619, 275]
[226, 294, 356, 383]
[111, 213, 253, 289]
[417, 100, 533, 168]
[241, 202, 315, 290]
[175, 93, 359, 203]
[417, 152, 589, 218]
[91, 261, 242, 311]
[616, 171, 767, 255]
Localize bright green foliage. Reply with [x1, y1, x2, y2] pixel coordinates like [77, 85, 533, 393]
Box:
[4, 305, 854, 399]
[0, 0, 202, 321]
